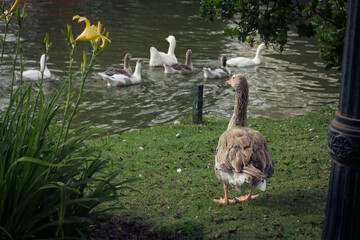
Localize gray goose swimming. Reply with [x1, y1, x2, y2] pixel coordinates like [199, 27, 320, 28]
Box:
[203, 55, 231, 79]
[98, 59, 143, 87]
[164, 49, 193, 75]
[104, 53, 133, 77]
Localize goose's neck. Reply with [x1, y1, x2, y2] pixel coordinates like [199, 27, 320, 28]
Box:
[167, 41, 176, 55]
[133, 62, 142, 80]
[124, 57, 130, 70]
[228, 86, 248, 129]
[221, 58, 226, 68]
[185, 53, 192, 66]
[40, 56, 48, 72]
[254, 46, 263, 60]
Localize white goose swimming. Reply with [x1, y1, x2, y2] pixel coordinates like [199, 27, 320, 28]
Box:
[98, 59, 144, 87]
[164, 49, 193, 75]
[203, 55, 231, 79]
[15, 54, 51, 81]
[227, 43, 266, 67]
[104, 53, 133, 76]
[149, 35, 177, 67]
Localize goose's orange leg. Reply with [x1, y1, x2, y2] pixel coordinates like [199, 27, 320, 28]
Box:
[213, 184, 236, 205]
[235, 189, 260, 202]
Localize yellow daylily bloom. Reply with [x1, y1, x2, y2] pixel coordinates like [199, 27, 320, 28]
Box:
[96, 21, 102, 41]
[72, 15, 110, 44]
[0, 0, 21, 19]
[98, 31, 110, 53]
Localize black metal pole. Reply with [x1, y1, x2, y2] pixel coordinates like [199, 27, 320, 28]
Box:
[323, 0, 360, 239]
[192, 85, 203, 124]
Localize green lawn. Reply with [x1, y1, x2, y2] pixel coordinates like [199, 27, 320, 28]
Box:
[91, 107, 334, 239]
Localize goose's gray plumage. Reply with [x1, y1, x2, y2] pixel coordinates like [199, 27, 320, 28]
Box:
[164, 49, 193, 75]
[104, 53, 133, 77]
[203, 55, 231, 79]
[98, 59, 144, 87]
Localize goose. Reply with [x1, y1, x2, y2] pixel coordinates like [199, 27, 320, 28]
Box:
[203, 55, 231, 79]
[164, 49, 193, 75]
[227, 43, 266, 67]
[213, 74, 274, 205]
[15, 54, 51, 81]
[104, 53, 133, 76]
[149, 35, 177, 67]
[98, 59, 144, 87]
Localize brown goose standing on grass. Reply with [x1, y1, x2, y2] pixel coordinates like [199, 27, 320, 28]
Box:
[213, 74, 274, 205]
[164, 49, 193, 75]
[104, 53, 133, 77]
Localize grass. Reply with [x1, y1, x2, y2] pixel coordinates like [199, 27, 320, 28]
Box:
[91, 106, 335, 239]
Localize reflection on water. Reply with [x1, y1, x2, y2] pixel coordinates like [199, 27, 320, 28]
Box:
[0, 0, 340, 133]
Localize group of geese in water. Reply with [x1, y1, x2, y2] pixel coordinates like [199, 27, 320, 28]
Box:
[15, 35, 274, 205]
[98, 35, 266, 87]
[15, 35, 267, 86]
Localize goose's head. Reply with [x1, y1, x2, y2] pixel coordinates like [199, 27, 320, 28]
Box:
[166, 35, 176, 45]
[227, 74, 248, 90]
[186, 49, 192, 58]
[124, 53, 132, 61]
[137, 59, 144, 66]
[258, 43, 266, 52]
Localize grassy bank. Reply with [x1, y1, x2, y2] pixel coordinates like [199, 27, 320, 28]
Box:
[92, 107, 335, 239]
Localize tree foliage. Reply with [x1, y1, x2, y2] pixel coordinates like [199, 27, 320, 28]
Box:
[199, 0, 347, 71]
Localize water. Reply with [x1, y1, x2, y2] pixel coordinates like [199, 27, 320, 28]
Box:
[0, 0, 340, 133]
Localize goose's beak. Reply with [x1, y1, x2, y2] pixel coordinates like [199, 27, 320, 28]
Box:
[165, 37, 168, 41]
[226, 78, 232, 85]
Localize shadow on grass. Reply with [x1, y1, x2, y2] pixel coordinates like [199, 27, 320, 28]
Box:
[112, 211, 205, 240]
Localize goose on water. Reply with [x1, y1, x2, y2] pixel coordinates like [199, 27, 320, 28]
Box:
[104, 53, 133, 76]
[203, 55, 231, 79]
[149, 35, 177, 67]
[164, 49, 193, 75]
[227, 43, 266, 68]
[98, 59, 144, 87]
[15, 54, 51, 81]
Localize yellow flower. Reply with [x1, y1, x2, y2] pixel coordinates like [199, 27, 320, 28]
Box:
[0, 0, 21, 19]
[72, 15, 110, 44]
[98, 31, 110, 53]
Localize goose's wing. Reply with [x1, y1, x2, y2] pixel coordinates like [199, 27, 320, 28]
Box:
[248, 129, 274, 179]
[150, 47, 164, 66]
[105, 68, 131, 77]
[160, 52, 177, 65]
[171, 63, 191, 71]
[227, 57, 253, 67]
[216, 128, 253, 172]
[207, 67, 229, 78]
[216, 127, 273, 186]
[22, 70, 42, 81]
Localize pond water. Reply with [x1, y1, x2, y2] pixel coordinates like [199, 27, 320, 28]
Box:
[0, 0, 340, 133]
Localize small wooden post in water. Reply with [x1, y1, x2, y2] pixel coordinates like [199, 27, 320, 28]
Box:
[323, 0, 360, 239]
[192, 85, 203, 124]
